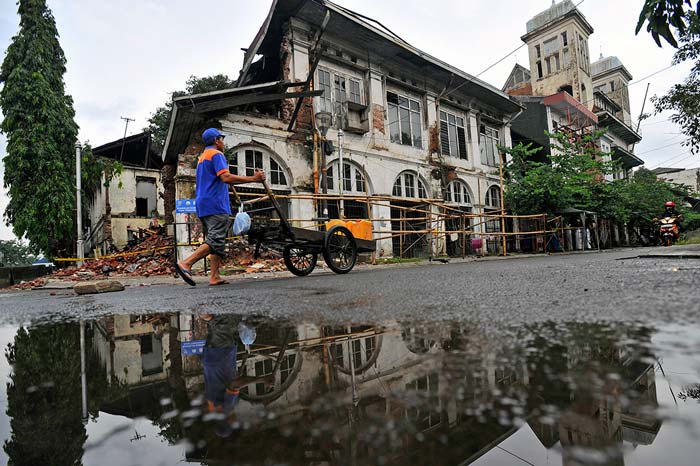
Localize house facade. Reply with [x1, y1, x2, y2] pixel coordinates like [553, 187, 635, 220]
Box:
[163, 0, 522, 259]
[87, 132, 165, 252]
[504, 0, 643, 180]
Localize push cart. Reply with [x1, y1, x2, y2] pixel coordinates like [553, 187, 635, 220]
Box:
[239, 181, 375, 277]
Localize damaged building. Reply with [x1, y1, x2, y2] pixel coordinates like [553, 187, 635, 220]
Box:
[503, 0, 643, 180]
[86, 132, 165, 252]
[162, 0, 523, 259]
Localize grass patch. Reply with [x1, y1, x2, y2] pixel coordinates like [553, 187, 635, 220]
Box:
[371, 257, 424, 265]
[676, 236, 700, 245]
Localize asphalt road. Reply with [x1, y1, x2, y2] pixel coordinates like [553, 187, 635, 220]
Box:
[1, 247, 699, 326]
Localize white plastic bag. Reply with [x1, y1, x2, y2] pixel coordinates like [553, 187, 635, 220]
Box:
[238, 322, 256, 353]
[232, 204, 251, 235]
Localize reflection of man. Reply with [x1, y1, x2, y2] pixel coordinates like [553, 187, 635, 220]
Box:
[201, 314, 240, 415]
[199, 314, 270, 437]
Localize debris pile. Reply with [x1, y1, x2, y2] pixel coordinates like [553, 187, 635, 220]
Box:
[222, 239, 286, 274]
[55, 233, 176, 280]
[7, 236, 294, 291]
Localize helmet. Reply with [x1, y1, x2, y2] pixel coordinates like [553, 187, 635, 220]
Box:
[665, 201, 676, 208]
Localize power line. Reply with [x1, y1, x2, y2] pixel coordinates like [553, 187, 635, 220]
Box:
[649, 149, 692, 169]
[630, 63, 680, 86]
[636, 137, 686, 156]
[663, 153, 697, 167]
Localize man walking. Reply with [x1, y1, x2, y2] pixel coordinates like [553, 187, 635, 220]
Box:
[176, 128, 265, 286]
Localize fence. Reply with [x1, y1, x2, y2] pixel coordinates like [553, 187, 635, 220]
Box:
[57, 192, 611, 264]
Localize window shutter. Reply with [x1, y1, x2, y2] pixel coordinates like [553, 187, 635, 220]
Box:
[440, 120, 450, 156]
[457, 126, 467, 159]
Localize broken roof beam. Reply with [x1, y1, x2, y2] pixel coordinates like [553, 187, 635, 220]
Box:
[181, 89, 324, 115]
[287, 10, 331, 132]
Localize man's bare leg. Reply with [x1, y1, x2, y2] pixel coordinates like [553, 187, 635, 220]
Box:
[209, 254, 224, 285]
[178, 243, 211, 272]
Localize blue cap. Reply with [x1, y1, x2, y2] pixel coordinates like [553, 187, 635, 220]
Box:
[202, 128, 225, 146]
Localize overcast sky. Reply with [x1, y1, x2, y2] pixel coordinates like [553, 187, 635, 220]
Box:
[0, 0, 696, 241]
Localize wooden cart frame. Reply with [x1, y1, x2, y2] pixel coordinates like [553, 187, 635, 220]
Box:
[241, 181, 375, 277]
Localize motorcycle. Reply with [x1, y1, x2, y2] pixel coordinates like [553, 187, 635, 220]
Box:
[655, 216, 681, 246]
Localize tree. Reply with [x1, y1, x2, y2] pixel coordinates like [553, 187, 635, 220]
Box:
[636, 0, 699, 47]
[145, 74, 234, 153]
[0, 0, 79, 258]
[0, 239, 37, 266]
[650, 12, 700, 154]
[3, 323, 107, 466]
[502, 131, 613, 215]
[608, 168, 689, 225]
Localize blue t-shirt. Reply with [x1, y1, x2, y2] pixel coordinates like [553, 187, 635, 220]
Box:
[196, 147, 231, 217]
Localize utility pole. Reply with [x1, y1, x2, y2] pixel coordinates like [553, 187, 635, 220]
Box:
[337, 102, 345, 219]
[119, 116, 135, 162]
[75, 141, 84, 265]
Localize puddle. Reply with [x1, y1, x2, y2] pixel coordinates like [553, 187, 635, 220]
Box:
[0, 314, 699, 465]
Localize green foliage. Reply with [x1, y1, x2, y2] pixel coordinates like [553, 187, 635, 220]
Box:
[0, 0, 79, 258]
[502, 131, 613, 215]
[80, 142, 123, 197]
[503, 133, 690, 223]
[651, 12, 700, 154]
[0, 239, 37, 266]
[681, 209, 700, 229]
[607, 168, 689, 225]
[145, 74, 234, 153]
[636, 0, 698, 47]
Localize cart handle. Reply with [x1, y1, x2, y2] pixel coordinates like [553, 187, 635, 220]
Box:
[262, 179, 294, 237]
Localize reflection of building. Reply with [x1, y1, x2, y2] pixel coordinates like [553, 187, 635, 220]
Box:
[93, 314, 172, 385]
[88, 315, 664, 465]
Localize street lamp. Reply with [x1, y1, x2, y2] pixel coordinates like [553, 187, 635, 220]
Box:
[315, 111, 333, 221]
[315, 111, 333, 138]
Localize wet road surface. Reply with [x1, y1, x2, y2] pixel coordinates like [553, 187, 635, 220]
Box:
[0, 249, 699, 465]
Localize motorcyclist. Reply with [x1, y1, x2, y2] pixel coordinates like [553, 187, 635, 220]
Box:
[660, 201, 681, 219]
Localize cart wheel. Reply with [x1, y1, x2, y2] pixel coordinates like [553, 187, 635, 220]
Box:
[283, 245, 318, 277]
[323, 226, 357, 274]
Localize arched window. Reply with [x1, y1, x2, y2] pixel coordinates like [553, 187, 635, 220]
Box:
[326, 160, 370, 219]
[324, 326, 383, 375]
[326, 161, 368, 194]
[485, 185, 501, 209]
[392, 171, 428, 199]
[227, 147, 290, 188]
[444, 180, 472, 205]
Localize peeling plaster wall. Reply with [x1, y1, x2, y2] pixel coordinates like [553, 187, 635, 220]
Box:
[112, 333, 170, 386]
[526, 20, 594, 110]
[174, 15, 516, 258]
[87, 167, 164, 249]
[592, 70, 632, 125]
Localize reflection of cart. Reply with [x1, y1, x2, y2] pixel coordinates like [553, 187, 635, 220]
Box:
[242, 181, 375, 276]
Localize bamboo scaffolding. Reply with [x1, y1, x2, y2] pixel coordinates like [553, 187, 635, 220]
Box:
[226, 188, 567, 258]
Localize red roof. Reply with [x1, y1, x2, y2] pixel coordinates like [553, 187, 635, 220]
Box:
[543, 91, 598, 127]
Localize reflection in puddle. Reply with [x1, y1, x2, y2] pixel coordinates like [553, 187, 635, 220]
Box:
[1, 315, 699, 465]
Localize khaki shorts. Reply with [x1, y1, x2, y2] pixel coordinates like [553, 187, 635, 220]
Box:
[201, 214, 231, 257]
